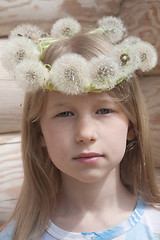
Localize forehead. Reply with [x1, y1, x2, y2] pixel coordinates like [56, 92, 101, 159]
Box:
[45, 90, 118, 107]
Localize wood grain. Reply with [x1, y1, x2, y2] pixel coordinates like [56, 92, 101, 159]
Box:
[0, 0, 122, 36]
[139, 76, 160, 167]
[0, 39, 24, 133]
[119, 0, 160, 74]
[0, 132, 23, 224]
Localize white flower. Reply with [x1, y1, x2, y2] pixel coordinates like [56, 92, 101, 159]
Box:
[51, 17, 81, 39]
[89, 55, 120, 91]
[134, 41, 158, 72]
[112, 43, 141, 77]
[51, 53, 90, 95]
[10, 24, 48, 41]
[122, 36, 142, 45]
[2, 37, 40, 71]
[97, 16, 126, 44]
[13, 59, 49, 92]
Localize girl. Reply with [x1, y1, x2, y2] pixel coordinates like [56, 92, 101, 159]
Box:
[0, 16, 160, 240]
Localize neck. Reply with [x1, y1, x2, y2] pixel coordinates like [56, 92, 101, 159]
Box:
[59, 168, 126, 211]
[51, 167, 137, 232]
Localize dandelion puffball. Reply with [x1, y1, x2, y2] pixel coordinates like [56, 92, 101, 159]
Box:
[13, 59, 49, 92]
[51, 53, 90, 95]
[98, 16, 126, 44]
[51, 17, 81, 39]
[135, 41, 158, 72]
[90, 55, 120, 91]
[2, 37, 40, 71]
[10, 23, 48, 40]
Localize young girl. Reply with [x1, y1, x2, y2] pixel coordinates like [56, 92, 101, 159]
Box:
[0, 16, 160, 240]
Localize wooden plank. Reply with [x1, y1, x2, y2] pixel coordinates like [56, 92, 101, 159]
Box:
[0, 0, 121, 36]
[0, 133, 23, 224]
[139, 76, 160, 167]
[119, 0, 160, 75]
[0, 39, 24, 134]
[0, 132, 21, 145]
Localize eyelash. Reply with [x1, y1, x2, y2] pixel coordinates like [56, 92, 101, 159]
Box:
[96, 108, 112, 114]
[56, 108, 112, 118]
[56, 112, 73, 117]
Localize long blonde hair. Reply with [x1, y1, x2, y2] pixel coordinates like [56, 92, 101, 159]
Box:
[2, 33, 160, 240]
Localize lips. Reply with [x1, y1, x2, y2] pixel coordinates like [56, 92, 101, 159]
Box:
[73, 152, 103, 164]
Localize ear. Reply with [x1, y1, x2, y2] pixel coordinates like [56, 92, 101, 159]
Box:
[127, 123, 135, 141]
[40, 133, 46, 147]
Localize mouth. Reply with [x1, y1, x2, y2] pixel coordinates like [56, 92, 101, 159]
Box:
[73, 152, 104, 164]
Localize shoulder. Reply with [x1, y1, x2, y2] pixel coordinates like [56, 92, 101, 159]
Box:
[0, 222, 15, 240]
[0, 222, 56, 240]
[141, 204, 160, 232]
[142, 204, 160, 220]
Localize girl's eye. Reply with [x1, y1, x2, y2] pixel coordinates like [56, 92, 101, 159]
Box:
[96, 108, 112, 114]
[56, 111, 73, 117]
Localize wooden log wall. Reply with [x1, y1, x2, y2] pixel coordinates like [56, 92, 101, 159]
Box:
[0, 0, 160, 226]
[0, 133, 23, 225]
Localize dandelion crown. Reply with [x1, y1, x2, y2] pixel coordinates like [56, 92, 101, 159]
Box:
[2, 16, 158, 95]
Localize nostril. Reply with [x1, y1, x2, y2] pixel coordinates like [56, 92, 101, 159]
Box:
[76, 136, 96, 144]
[91, 137, 96, 142]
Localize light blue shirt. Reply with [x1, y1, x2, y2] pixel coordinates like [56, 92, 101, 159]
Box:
[1, 200, 160, 239]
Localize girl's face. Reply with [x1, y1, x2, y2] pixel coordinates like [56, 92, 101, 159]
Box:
[40, 91, 132, 184]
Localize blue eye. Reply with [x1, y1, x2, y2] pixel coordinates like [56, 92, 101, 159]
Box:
[96, 109, 111, 114]
[57, 111, 73, 117]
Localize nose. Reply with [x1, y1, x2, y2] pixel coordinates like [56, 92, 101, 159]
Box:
[75, 116, 97, 144]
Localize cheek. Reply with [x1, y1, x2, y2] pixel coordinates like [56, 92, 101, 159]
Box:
[41, 126, 70, 160]
[116, 123, 129, 146]
[103, 122, 129, 158]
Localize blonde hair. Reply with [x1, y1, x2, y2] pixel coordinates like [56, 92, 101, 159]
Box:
[2, 33, 160, 240]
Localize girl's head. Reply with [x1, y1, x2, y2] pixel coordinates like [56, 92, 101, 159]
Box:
[22, 30, 156, 200]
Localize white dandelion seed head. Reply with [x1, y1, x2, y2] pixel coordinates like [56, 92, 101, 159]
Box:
[10, 24, 48, 41]
[51, 53, 90, 95]
[51, 17, 81, 39]
[122, 36, 142, 45]
[2, 37, 40, 71]
[90, 55, 120, 90]
[13, 59, 49, 92]
[97, 16, 127, 44]
[112, 43, 141, 77]
[134, 41, 158, 72]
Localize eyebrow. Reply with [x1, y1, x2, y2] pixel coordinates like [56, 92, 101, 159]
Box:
[51, 102, 72, 108]
[47, 102, 73, 112]
[94, 98, 118, 105]
[47, 94, 118, 111]
[52, 99, 117, 108]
